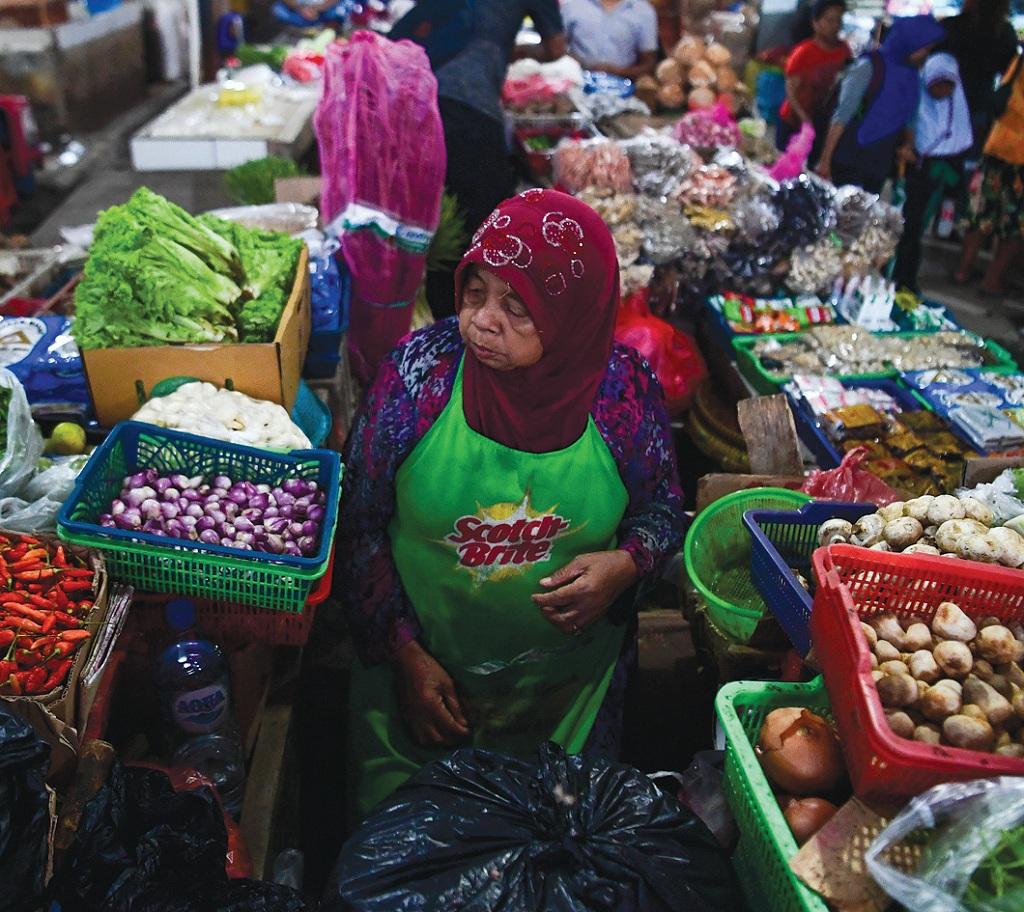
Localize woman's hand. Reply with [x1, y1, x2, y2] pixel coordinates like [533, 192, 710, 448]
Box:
[532, 550, 639, 636]
[391, 640, 470, 747]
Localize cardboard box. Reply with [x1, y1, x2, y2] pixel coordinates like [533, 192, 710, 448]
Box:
[81, 246, 311, 427]
[696, 473, 806, 513]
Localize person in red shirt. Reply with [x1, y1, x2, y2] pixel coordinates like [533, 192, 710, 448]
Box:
[777, 0, 851, 158]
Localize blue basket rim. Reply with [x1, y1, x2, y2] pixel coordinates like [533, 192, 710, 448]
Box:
[57, 420, 342, 570]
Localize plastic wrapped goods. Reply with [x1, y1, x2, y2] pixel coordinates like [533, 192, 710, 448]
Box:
[323, 743, 741, 912]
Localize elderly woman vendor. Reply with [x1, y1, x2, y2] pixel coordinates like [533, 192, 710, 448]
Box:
[338, 189, 686, 817]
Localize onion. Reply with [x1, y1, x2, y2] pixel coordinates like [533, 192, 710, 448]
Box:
[226, 487, 248, 506]
[221, 523, 236, 538]
[196, 516, 216, 532]
[155, 478, 172, 494]
[223, 502, 239, 521]
[757, 708, 845, 795]
[124, 486, 157, 508]
[181, 489, 201, 503]
[160, 502, 180, 520]
[198, 529, 219, 545]
[185, 504, 204, 519]
[284, 541, 302, 557]
[142, 519, 165, 535]
[283, 478, 309, 497]
[235, 517, 255, 534]
[180, 515, 198, 531]
[111, 499, 126, 517]
[140, 499, 162, 521]
[297, 535, 317, 555]
[213, 475, 232, 489]
[99, 513, 113, 525]
[163, 487, 180, 503]
[263, 506, 279, 519]
[235, 532, 255, 546]
[266, 534, 285, 554]
[115, 510, 142, 530]
[782, 797, 839, 845]
[249, 493, 270, 511]
[278, 505, 294, 520]
[169, 474, 190, 489]
[308, 505, 325, 524]
[256, 483, 271, 494]
[265, 517, 288, 535]
[301, 520, 318, 538]
[288, 522, 304, 538]
[125, 472, 149, 488]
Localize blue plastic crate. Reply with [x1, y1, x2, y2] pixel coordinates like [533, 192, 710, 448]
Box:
[743, 501, 876, 656]
[292, 380, 332, 447]
[785, 379, 925, 469]
[58, 421, 341, 574]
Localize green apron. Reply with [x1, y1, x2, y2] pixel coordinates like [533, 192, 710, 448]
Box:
[349, 356, 629, 817]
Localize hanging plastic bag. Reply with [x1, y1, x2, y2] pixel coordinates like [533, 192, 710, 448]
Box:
[0, 708, 50, 912]
[865, 777, 1024, 912]
[323, 742, 742, 912]
[0, 455, 87, 533]
[0, 369, 43, 500]
[801, 446, 903, 505]
[614, 289, 708, 416]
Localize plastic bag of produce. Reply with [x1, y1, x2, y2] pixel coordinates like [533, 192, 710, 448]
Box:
[801, 446, 904, 505]
[0, 455, 87, 532]
[614, 290, 708, 417]
[866, 777, 1024, 912]
[323, 743, 741, 912]
[0, 369, 43, 500]
[0, 708, 50, 912]
[553, 137, 634, 195]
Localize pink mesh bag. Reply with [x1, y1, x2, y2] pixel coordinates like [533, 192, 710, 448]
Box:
[316, 32, 446, 381]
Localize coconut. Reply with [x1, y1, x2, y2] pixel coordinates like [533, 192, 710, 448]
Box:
[716, 66, 738, 92]
[656, 58, 683, 86]
[688, 86, 716, 110]
[689, 59, 717, 88]
[674, 35, 705, 68]
[657, 83, 686, 111]
[705, 42, 732, 66]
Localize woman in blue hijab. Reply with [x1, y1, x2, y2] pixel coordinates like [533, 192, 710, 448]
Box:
[816, 15, 946, 192]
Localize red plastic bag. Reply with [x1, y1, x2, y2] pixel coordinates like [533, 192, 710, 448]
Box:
[129, 762, 254, 879]
[801, 447, 904, 505]
[614, 290, 707, 416]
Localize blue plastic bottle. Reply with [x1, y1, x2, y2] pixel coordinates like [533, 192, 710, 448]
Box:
[157, 599, 246, 816]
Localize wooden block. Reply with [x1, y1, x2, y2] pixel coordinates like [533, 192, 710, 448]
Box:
[696, 473, 806, 513]
[240, 701, 293, 879]
[738, 394, 804, 475]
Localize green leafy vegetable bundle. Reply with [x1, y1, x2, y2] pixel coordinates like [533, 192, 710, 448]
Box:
[225, 156, 305, 206]
[73, 188, 303, 350]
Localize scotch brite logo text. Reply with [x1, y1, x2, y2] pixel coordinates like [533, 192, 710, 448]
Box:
[444, 495, 573, 583]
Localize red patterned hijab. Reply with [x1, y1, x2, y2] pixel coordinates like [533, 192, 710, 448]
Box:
[453, 189, 620, 454]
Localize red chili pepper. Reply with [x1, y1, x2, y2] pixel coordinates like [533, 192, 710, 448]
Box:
[0, 630, 13, 648]
[15, 649, 43, 667]
[26, 594, 55, 609]
[0, 617, 42, 633]
[53, 586, 69, 610]
[52, 546, 69, 568]
[51, 613, 82, 630]
[24, 666, 47, 694]
[58, 629, 91, 643]
[4, 545, 28, 562]
[0, 660, 13, 679]
[41, 658, 73, 692]
[13, 568, 59, 581]
[30, 636, 56, 653]
[57, 568, 94, 580]
[60, 581, 94, 594]
[39, 613, 56, 635]
[5, 673, 22, 695]
[2, 602, 47, 623]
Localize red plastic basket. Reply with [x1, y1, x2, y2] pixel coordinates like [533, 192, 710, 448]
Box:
[810, 544, 1024, 802]
[127, 550, 334, 648]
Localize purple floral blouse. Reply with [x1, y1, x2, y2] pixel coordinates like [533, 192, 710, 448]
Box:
[338, 317, 687, 666]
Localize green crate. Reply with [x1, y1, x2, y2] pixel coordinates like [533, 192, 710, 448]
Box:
[715, 677, 832, 912]
[58, 423, 341, 613]
[683, 487, 810, 643]
[732, 331, 1019, 395]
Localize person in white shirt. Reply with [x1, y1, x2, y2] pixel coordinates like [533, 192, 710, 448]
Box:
[561, 0, 659, 79]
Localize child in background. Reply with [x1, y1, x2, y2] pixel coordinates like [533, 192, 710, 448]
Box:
[893, 53, 973, 294]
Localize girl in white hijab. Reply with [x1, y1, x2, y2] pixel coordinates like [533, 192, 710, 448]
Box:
[893, 52, 974, 293]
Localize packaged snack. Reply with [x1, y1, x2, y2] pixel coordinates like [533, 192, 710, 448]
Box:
[824, 404, 885, 440]
[886, 430, 925, 456]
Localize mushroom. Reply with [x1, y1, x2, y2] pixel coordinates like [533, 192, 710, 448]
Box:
[818, 518, 854, 547]
[986, 527, 1024, 568]
[870, 614, 906, 648]
[909, 649, 941, 684]
[934, 678, 963, 698]
[903, 496, 935, 523]
[959, 496, 994, 527]
[976, 626, 1024, 665]
[870, 541, 892, 552]
[880, 660, 911, 677]
[884, 710, 915, 739]
[943, 714, 995, 751]
[996, 743, 1024, 758]
[959, 533, 1000, 563]
[963, 675, 1014, 725]
[883, 518, 924, 550]
[927, 495, 967, 526]
[934, 640, 973, 678]
[920, 683, 962, 721]
[878, 502, 906, 523]
[875, 640, 902, 663]
[850, 514, 885, 547]
[932, 602, 977, 642]
[913, 723, 942, 744]
[903, 623, 933, 652]
[904, 543, 941, 556]
[860, 622, 878, 649]
[935, 518, 987, 554]
[998, 661, 1024, 689]
[877, 673, 919, 708]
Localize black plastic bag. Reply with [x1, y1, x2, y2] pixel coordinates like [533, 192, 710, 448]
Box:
[53, 764, 306, 912]
[325, 742, 743, 912]
[0, 708, 50, 912]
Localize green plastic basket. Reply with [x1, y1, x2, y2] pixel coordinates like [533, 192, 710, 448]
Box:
[732, 332, 1019, 395]
[57, 422, 341, 613]
[684, 488, 810, 642]
[716, 677, 832, 912]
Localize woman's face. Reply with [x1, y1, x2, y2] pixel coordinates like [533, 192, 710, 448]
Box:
[928, 78, 955, 99]
[813, 6, 845, 43]
[458, 267, 544, 371]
